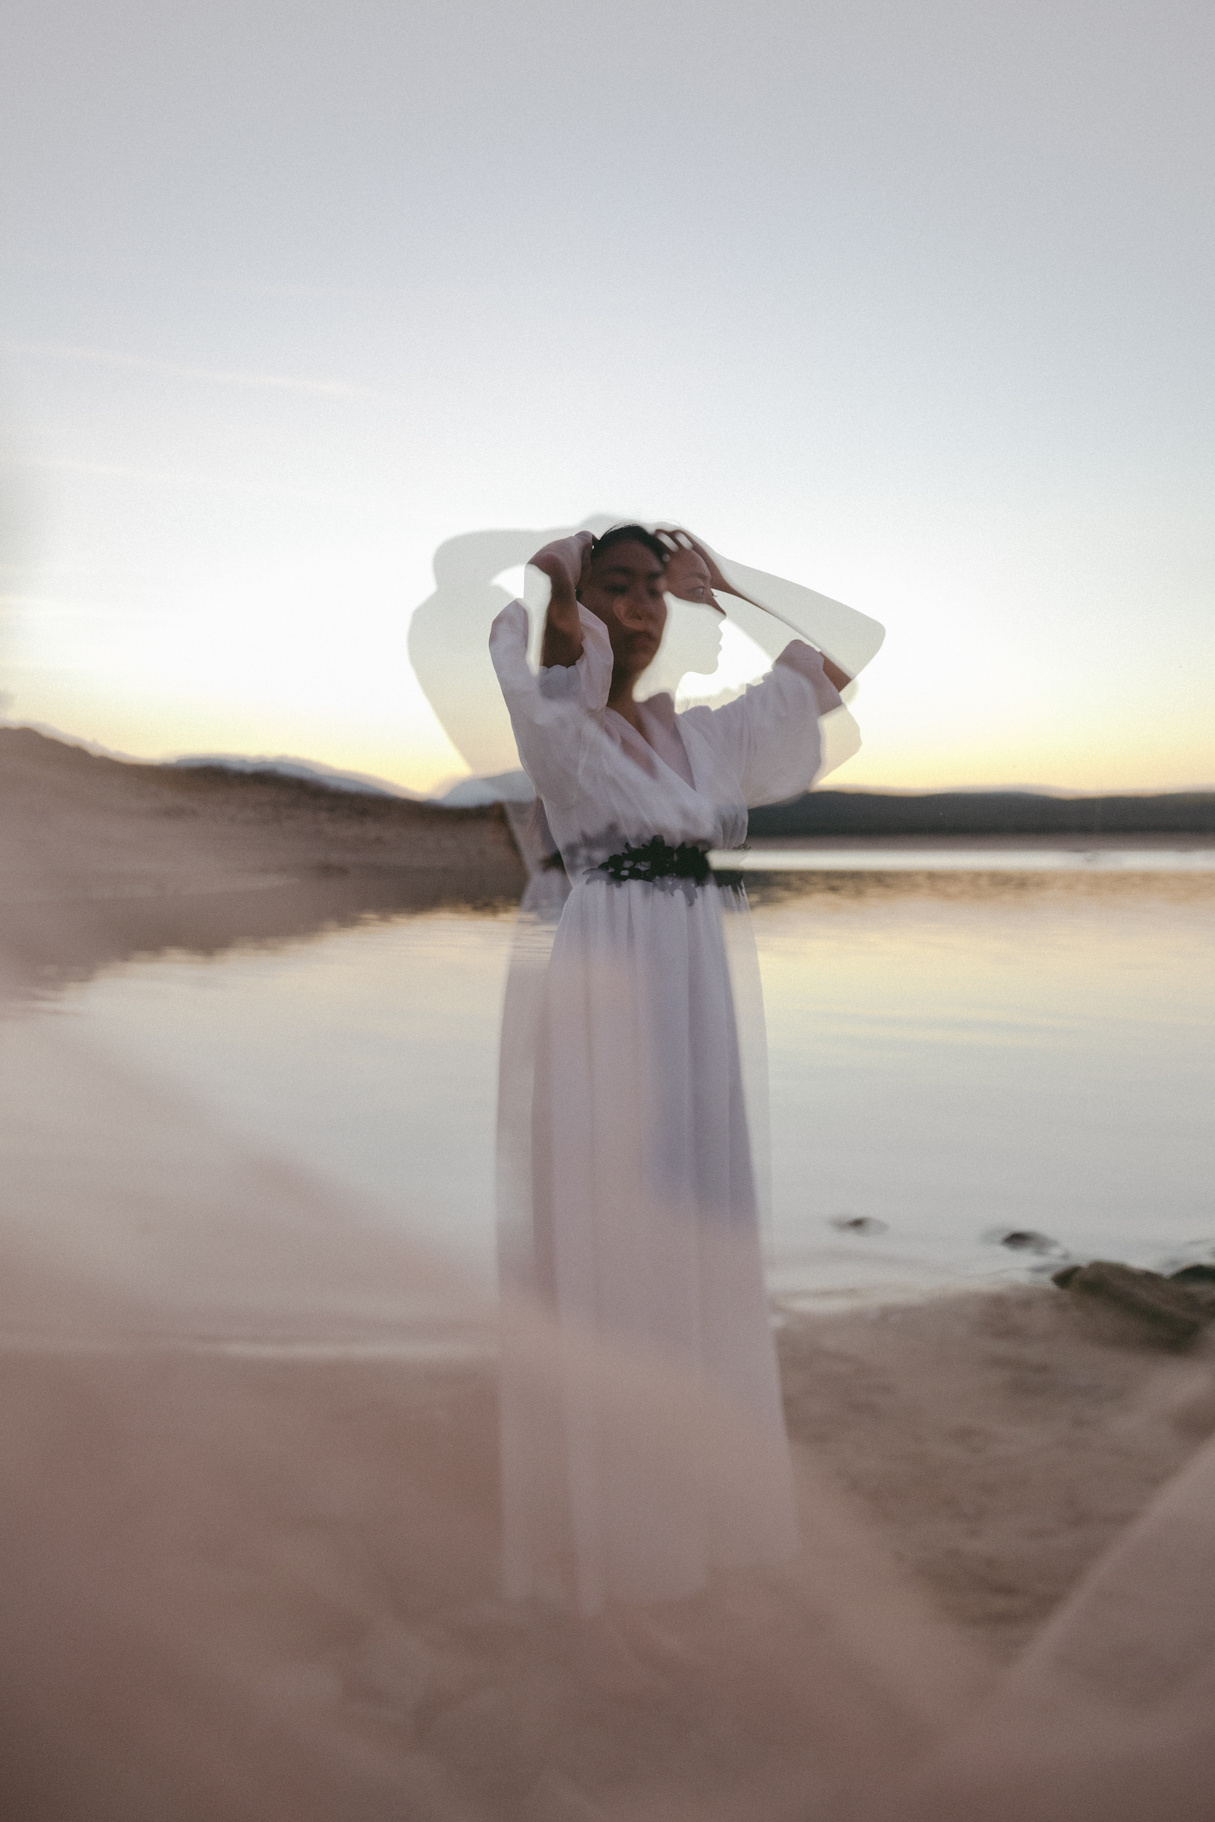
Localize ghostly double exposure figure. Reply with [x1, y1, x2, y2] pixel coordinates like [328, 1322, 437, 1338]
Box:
[412, 517, 884, 1612]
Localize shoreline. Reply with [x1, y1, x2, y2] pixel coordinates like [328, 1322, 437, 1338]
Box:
[747, 830, 1215, 852]
[5, 723, 1212, 983]
[778, 1283, 1215, 1656]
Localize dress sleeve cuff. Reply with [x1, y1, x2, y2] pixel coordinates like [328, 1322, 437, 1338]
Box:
[776, 640, 844, 716]
[537, 664, 582, 700]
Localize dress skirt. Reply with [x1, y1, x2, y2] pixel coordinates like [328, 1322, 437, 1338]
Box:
[496, 874, 799, 1614]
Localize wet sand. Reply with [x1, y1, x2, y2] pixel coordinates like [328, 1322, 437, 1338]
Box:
[778, 1288, 1215, 1657]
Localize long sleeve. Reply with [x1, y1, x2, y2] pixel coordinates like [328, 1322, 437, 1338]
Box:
[679, 643, 837, 808]
[488, 601, 614, 811]
[700, 544, 886, 680]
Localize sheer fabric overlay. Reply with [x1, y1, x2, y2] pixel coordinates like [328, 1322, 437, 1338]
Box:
[5, 968, 1215, 1819]
[490, 602, 842, 1611]
[406, 517, 886, 795]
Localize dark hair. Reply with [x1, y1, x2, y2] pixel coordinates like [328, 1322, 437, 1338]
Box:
[588, 523, 668, 567]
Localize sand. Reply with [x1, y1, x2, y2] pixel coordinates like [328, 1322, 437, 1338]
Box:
[777, 1289, 1215, 1656]
[0, 725, 525, 988]
[5, 720, 1210, 1643]
[3, 724, 1213, 1817]
[2, 1298, 1209, 1820]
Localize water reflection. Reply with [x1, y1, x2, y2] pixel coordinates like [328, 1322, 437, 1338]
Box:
[32, 869, 1214, 1303]
[756, 870, 1215, 1300]
[720, 846, 1215, 872]
[38, 909, 517, 1275]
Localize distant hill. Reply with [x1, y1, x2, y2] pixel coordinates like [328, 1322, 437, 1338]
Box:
[171, 753, 424, 799]
[748, 790, 1215, 839]
[0, 725, 526, 983]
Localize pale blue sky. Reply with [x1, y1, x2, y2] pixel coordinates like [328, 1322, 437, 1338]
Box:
[2, 0, 1211, 791]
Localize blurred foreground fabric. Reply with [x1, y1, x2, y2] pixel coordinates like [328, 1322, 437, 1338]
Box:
[2, 822, 1214, 1817]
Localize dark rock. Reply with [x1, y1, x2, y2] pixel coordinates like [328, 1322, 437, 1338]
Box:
[829, 1215, 889, 1235]
[1051, 1264, 1082, 1288]
[1054, 1260, 1214, 1346]
[997, 1229, 1065, 1255]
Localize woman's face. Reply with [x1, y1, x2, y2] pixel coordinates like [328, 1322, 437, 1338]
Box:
[662, 546, 720, 610]
[580, 540, 669, 678]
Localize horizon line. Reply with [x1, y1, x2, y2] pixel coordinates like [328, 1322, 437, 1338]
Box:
[2, 722, 1212, 801]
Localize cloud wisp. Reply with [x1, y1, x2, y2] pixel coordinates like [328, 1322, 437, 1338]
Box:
[1, 339, 374, 398]
[3, 453, 354, 506]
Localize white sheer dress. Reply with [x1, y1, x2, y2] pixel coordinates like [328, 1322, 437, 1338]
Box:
[489, 599, 844, 1614]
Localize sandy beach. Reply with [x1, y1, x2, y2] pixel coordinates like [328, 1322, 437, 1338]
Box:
[1, 1289, 1209, 1819]
[0, 727, 525, 989]
[778, 1287, 1215, 1654]
[3, 726, 1213, 1817]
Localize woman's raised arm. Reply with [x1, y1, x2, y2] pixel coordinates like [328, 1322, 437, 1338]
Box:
[532, 532, 593, 669]
[657, 525, 854, 691]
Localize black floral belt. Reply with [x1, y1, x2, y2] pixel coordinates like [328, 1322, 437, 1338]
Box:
[592, 837, 713, 887]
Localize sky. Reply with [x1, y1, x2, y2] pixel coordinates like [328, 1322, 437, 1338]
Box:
[1, 0, 1211, 795]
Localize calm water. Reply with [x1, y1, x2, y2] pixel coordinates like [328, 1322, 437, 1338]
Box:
[39, 861, 1215, 1306]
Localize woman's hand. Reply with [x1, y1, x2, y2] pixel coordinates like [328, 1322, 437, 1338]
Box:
[657, 526, 853, 688]
[654, 527, 737, 601]
[528, 532, 593, 596]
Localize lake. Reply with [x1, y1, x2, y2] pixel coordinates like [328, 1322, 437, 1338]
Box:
[36, 855, 1215, 1308]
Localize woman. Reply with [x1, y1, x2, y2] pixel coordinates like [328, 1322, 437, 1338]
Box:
[405, 515, 879, 807]
[489, 523, 858, 1615]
